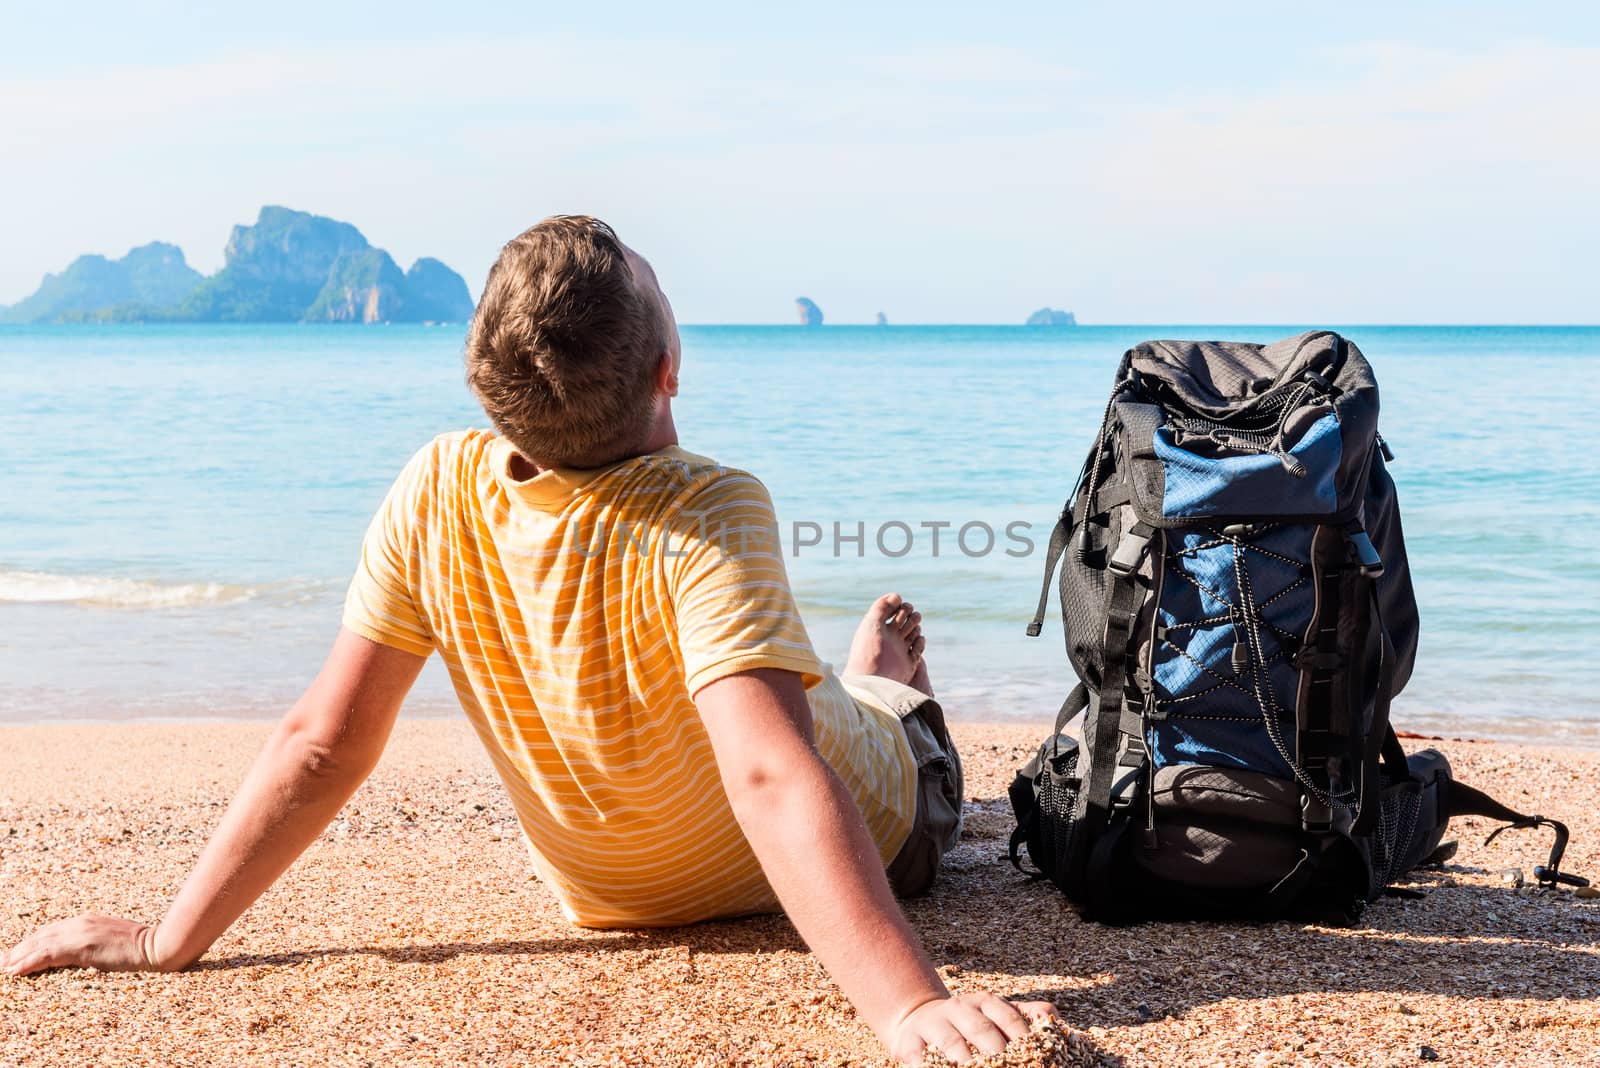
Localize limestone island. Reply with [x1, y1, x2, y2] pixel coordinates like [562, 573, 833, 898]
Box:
[1025, 307, 1078, 326]
[795, 297, 824, 326]
[2, 206, 474, 324]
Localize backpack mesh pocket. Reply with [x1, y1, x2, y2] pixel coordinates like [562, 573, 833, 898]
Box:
[1010, 737, 1083, 881]
[1035, 744, 1082, 878]
[1371, 780, 1424, 886]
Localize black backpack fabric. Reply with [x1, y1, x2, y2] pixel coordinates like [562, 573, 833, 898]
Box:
[1009, 332, 1584, 924]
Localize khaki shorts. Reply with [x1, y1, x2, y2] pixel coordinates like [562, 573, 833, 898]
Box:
[841, 673, 965, 897]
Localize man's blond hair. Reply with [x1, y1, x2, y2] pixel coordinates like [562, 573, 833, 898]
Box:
[465, 216, 666, 469]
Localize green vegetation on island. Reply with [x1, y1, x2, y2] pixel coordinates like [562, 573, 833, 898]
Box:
[2, 207, 475, 324]
[1, 242, 202, 324]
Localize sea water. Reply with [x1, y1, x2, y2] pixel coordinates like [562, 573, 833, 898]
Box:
[2, 324, 1596, 742]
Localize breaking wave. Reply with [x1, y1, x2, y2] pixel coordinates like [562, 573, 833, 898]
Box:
[0, 570, 257, 609]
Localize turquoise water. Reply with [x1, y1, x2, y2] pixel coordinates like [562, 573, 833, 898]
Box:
[2, 324, 1597, 742]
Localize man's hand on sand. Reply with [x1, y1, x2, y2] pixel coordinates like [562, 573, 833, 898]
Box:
[3, 914, 165, 976]
[889, 993, 1058, 1064]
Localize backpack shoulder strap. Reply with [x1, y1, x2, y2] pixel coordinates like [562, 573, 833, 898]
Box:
[1026, 512, 1071, 638]
[1053, 682, 1088, 738]
[1079, 527, 1154, 836]
[1352, 583, 1411, 833]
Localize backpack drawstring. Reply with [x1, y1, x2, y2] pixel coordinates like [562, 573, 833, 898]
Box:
[1268, 381, 1314, 477]
[1228, 525, 1357, 812]
[1169, 378, 1321, 478]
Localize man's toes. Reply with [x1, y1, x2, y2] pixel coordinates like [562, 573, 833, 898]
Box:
[911, 634, 926, 659]
[896, 610, 923, 636]
[884, 605, 916, 633]
[872, 592, 904, 623]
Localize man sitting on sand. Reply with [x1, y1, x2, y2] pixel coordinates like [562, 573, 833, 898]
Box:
[4, 216, 1053, 1063]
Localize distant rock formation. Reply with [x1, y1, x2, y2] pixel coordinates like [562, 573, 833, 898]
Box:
[875, 311, 888, 326]
[1, 242, 202, 323]
[303, 248, 408, 324]
[181, 206, 371, 322]
[1026, 307, 1078, 327]
[5, 207, 475, 324]
[404, 258, 476, 323]
[795, 297, 824, 326]
[182, 207, 474, 323]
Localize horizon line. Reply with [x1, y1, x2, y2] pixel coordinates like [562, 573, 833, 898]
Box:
[6, 321, 1600, 329]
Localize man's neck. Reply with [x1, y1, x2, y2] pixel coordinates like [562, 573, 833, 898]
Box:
[638, 408, 679, 457]
[506, 410, 678, 482]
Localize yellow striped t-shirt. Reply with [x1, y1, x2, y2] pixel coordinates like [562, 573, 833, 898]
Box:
[342, 431, 917, 927]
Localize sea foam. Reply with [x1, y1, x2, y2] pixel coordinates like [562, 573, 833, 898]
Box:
[0, 570, 255, 609]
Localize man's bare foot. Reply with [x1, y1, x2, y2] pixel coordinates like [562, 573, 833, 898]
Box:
[909, 656, 933, 698]
[844, 593, 933, 696]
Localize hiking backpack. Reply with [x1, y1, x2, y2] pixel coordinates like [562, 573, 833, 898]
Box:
[1009, 331, 1584, 923]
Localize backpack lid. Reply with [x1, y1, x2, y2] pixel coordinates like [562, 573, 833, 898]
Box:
[1109, 331, 1382, 528]
[1127, 331, 1350, 421]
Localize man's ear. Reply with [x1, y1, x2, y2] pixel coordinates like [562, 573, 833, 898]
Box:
[655, 350, 679, 398]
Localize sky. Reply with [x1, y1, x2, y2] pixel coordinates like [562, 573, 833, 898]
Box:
[2, 2, 1597, 324]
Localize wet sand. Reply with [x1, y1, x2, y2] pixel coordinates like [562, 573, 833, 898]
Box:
[2, 719, 1597, 1066]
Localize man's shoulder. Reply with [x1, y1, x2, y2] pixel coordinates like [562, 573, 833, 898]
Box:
[425, 428, 497, 464]
[375, 431, 497, 515]
[628, 447, 774, 512]
[397, 429, 496, 479]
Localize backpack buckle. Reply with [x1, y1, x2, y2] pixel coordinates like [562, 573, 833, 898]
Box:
[1108, 525, 1153, 576]
[1343, 523, 1385, 579]
[1301, 792, 1333, 834]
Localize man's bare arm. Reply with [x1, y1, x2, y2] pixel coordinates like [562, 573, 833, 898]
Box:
[2, 628, 426, 976]
[695, 668, 1053, 1065]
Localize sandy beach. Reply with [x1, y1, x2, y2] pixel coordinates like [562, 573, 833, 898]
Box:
[2, 718, 1597, 1067]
